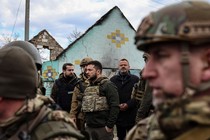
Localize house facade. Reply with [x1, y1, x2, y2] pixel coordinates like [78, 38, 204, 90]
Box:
[41, 6, 144, 96]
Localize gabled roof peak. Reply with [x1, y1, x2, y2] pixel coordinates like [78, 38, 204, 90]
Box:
[56, 6, 135, 59]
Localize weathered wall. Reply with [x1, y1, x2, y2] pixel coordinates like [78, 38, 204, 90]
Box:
[42, 7, 144, 96]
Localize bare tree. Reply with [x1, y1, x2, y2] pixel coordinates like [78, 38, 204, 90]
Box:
[0, 33, 20, 47]
[67, 28, 82, 43]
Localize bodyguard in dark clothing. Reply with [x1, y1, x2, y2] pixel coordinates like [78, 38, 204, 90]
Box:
[110, 58, 139, 140]
[51, 63, 79, 112]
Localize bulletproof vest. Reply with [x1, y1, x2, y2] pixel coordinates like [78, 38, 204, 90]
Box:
[82, 79, 109, 112]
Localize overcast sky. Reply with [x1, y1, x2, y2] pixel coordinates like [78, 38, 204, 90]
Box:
[1, 0, 209, 48]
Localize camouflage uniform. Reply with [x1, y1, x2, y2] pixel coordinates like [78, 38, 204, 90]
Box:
[131, 71, 146, 109]
[0, 95, 84, 140]
[70, 57, 93, 130]
[127, 1, 210, 139]
[37, 73, 46, 95]
[70, 72, 89, 130]
[128, 96, 210, 140]
[126, 112, 165, 140]
[132, 54, 154, 123]
[0, 47, 84, 140]
[135, 80, 153, 123]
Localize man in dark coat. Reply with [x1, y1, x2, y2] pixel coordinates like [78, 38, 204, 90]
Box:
[51, 63, 79, 112]
[110, 58, 139, 140]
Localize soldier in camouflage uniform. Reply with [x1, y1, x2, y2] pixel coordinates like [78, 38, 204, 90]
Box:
[127, 1, 210, 139]
[70, 57, 93, 131]
[3, 40, 46, 96]
[0, 47, 84, 140]
[132, 53, 154, 123]
[131, 69, 146, 109]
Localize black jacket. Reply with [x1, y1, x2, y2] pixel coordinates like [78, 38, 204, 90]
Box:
[110, 72, 139, 126]
[51, 73, 79, 112]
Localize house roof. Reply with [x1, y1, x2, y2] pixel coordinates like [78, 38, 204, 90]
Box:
[29, 29, 63, 50]
[56, 6, 136, 60]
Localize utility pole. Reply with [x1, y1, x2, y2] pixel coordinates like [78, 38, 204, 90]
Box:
[25, 0, 30, 41]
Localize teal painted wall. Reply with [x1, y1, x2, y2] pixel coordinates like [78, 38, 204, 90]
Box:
[42, 7, 144, 96]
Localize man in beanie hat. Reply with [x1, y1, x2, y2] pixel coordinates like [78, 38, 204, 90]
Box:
[0, 47, 85, 140]
[126, 1, 210, 139]
[3, 40, 46, 95]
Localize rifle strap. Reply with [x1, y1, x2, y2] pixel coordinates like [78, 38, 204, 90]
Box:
[10, 106, 51, 139]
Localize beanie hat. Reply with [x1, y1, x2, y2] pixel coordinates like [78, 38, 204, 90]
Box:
[0, 47, 38, 99]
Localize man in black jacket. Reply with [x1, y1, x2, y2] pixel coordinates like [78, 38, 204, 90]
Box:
[51, 63, 79, 112]
[110, 58, 139, 140]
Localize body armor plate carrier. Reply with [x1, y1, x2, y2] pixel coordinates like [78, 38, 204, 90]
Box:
[82, 84, 109, 112]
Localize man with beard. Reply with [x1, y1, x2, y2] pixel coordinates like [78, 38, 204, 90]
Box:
[51, 63, 79, 112]
[126, 1, 210, 139]
[70, 57, 93, 130]
[110, 58, 139, 140]
[82, 60, 119, 140]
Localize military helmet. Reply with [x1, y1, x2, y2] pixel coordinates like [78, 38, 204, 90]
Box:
[136, 1, 210, 51]
[3, 40, 42, 70]
[0, 47, 38, 99]
[80, 57, 93, 67]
